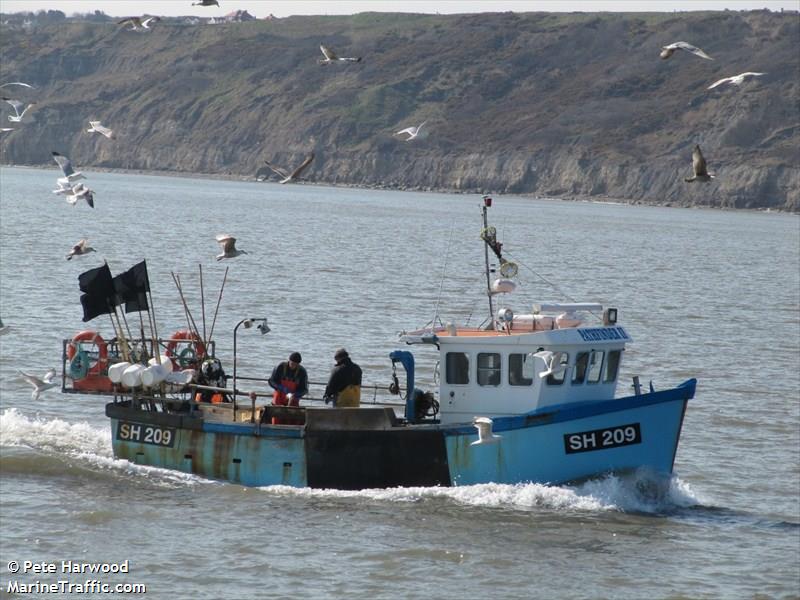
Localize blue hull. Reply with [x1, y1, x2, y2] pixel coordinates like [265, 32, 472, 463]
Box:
[108, 379, 695, 489]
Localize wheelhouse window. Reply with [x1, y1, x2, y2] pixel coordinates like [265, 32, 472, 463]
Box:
[546, 352, 569, 385]
[445, 352, 469, 384]
[509, 353, 533, 386]
[477, 353, 501, 386]
[573, 352, 589, 384]
[587, 350, 604, 383]
[604, 349, 621, 383]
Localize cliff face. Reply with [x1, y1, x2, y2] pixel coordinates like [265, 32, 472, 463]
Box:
[1, 10, 798, 210]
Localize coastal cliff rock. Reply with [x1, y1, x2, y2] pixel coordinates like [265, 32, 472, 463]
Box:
[1, 10, 798, 210]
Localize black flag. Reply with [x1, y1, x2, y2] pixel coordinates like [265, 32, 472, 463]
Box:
[113, 260, 150, 313]
[78, 263, 115, 322]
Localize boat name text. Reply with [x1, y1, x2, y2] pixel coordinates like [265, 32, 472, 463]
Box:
[564, 423, 641, 454]
[116, 421, 176, 447]
[578, 326, 629, 342]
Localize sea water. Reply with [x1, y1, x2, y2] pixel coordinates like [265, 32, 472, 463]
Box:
[1, 166, 798, 598]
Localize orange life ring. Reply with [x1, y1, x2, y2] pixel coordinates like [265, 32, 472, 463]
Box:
[66, 330, 109, 379]
[166, 330, 207, 369]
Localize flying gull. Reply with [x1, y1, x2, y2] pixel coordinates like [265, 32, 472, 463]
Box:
[18, 368, 58, 401]
[215, 234, 247, 260]
[66, 239, 96, 260]
[0, 127, 13, 134]
[118, 16, 161, 31]
[2, 97, 35, 122]
[660, 41, 713, 60]
[66, 183, 95, 208]
[685, 145, 715, 183]
[52, 180, 72, 195]
[52, 151, 86, 185]
[262, 152, 314, 184]
[87, 120, 115, 139]
[0, 82, 34, 89]
[708, 72, 765, 90]
[318, 44, 361, 64]
[395, 121, 427, 141]
[192, 0, 219, 6]
[470, 417, 502, 446]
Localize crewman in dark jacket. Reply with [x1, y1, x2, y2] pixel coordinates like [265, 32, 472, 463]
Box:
[268, 351, 308, 424]
[323, 348, 362, 407]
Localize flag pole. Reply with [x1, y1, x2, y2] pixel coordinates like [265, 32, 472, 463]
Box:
[207, 266, 229, 344]
[110, 305, 131, 362]
[171, 272, 202, 341]
[199, 263, 207, 343]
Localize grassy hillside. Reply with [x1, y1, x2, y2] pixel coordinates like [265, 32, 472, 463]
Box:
[1, 10, 798, 210]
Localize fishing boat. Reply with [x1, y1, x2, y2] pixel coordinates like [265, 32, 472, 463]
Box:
[61, 196, 696, 489]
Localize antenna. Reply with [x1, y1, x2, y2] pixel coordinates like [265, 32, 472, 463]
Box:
[431, 223, 455, 331]
[481, 196, 495, 328]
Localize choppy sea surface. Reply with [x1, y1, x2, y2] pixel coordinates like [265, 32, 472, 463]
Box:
[1, 166, 798, 599]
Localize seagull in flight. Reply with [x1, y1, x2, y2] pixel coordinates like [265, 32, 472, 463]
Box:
[117, 16, 161, 31]
[471, 417, 501, 446]
[66, 183, 95, 208]
[53, 180, 72, 195]
[660, 41, 713, 60]
[262, 152, 314, 184]
[87, 120, 115, 139]
[66, 239, 96, 260]
[215, 234, 247, 260]
[708, 72, 765, 90]
[2, 97, 36, 122]
[685, 145, 715, 183]
[0, 127, 13, 134]
[395, 121, 427, 141]
[0, 82, 34, 89]
[52, 151, 86, 185]
[532, 350, 568, 379]
[192, 0, 219, 6]
[318, 44, 361, 64]
[18, 368, 58, 401]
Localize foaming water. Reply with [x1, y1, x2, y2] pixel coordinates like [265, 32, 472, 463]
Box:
[255, 473, 703, 515]
[0, 408, 211, 488]
[1, 407, 112, 457]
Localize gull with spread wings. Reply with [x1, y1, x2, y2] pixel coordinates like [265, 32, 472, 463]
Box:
[318, 44, 361, 64]
[395, 121, 427, 141]
[2, 97, 36, 122]
[708, 72, 765, 90]
[685, 145, 715, 183]
[18, 368, 58, 401]
[65, 183, 95, 208]
[660, 41, 713, 60]
[87, 120, 115, 139]
[118, 16, 161, 31]
[52, 151, 86, 185]
[66, 239, 96, 260]
[215, 235, 247, 260]
[262, 152, 314, 184]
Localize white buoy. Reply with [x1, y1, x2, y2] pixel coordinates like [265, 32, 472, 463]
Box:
[491, 278, 516, 294]
[141, 364, 167, 387]
[121, 364, 146, 388]
[148, 355, 173, 373]
[108, 361, 131, 384]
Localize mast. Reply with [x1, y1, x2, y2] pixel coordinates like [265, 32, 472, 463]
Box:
[482, 196, 495, 327]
